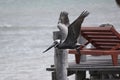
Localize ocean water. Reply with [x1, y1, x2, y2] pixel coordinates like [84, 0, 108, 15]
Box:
[0, 0, 120, 80]
[0, 26, 55, 80]
[0, 0, 120, 27]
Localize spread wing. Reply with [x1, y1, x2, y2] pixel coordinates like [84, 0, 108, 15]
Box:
[62, 11, 89, 46]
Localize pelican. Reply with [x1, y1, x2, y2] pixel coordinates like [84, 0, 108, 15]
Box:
[43, 11, 89, 53]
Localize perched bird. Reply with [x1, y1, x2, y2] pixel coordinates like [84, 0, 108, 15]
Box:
[116, 0, 120, 7]
[43, 11, 89, 53]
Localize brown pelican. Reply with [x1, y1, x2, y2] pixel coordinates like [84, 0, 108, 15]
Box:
[116, 0, 120, 7]
[43, 11, 89, 53]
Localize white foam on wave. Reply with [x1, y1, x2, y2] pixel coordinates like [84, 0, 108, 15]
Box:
[0, 24, 12, 27]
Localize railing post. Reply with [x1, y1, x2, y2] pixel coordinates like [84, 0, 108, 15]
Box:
[75, 35, 86, 80]
[53, 31, 68, 80]
[79, 35, 86, 62]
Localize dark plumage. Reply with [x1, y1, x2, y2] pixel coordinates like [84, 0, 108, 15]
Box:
[58, 11, 69, 25]
[116, 0, 120, 7]
[43, 11, 89, 53]
[58, 11, 89, 49]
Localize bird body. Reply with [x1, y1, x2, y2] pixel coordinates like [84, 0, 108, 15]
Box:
[43, 11, 89, 53]
[57, 11, 89, 49]
[57, 23, 68, 42]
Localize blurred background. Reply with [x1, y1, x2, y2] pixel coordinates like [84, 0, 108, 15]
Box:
[0, 0, 120, 80]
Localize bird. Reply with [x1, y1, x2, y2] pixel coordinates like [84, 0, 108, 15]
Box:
[43, 11, 89, 53]
[115, 0, 120, 7]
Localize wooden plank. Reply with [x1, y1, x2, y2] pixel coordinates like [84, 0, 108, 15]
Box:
[111, 43, 120, 50]
[47, 59, 120, 79]
[87, 35, 118, 39]
[52, 72, 56, 80]
[47, 66, 120, 72]
[95, 42, 117, 46]
[46, 67, 55, 71]
[98, 46, 113, 49]
[82, 32, 113, 35]
[68, 66, 120, 71]
[111, 27, 120, 39]
[68, 59, 120, 71]
[47, 59, 120, 71]
[81, 26, 112, 31]
[81, 27, 120, 49]
[69, 49, 120, 54]
[91, 39, 120, 43]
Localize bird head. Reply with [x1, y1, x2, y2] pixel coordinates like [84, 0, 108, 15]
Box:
[58, 11, 69, 26]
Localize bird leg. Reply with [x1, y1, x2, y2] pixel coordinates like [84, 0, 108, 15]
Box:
[76, 47, 81, 54]
[75, 45, 84, 54]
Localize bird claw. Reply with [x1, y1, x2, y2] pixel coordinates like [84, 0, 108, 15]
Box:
[76, 44, 84, 54]
[76, 47, 81, 54]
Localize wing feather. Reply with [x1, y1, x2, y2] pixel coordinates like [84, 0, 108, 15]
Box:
[62, 11, 89, 45]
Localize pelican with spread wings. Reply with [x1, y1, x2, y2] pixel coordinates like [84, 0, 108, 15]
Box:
[43, 11, 89, 53]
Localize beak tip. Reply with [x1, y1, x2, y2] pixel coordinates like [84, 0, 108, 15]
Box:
[42, 41, 58, 54]
[42, 51, 46, 53]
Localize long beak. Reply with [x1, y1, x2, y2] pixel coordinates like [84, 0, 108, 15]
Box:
[43, 42, 57, 53]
